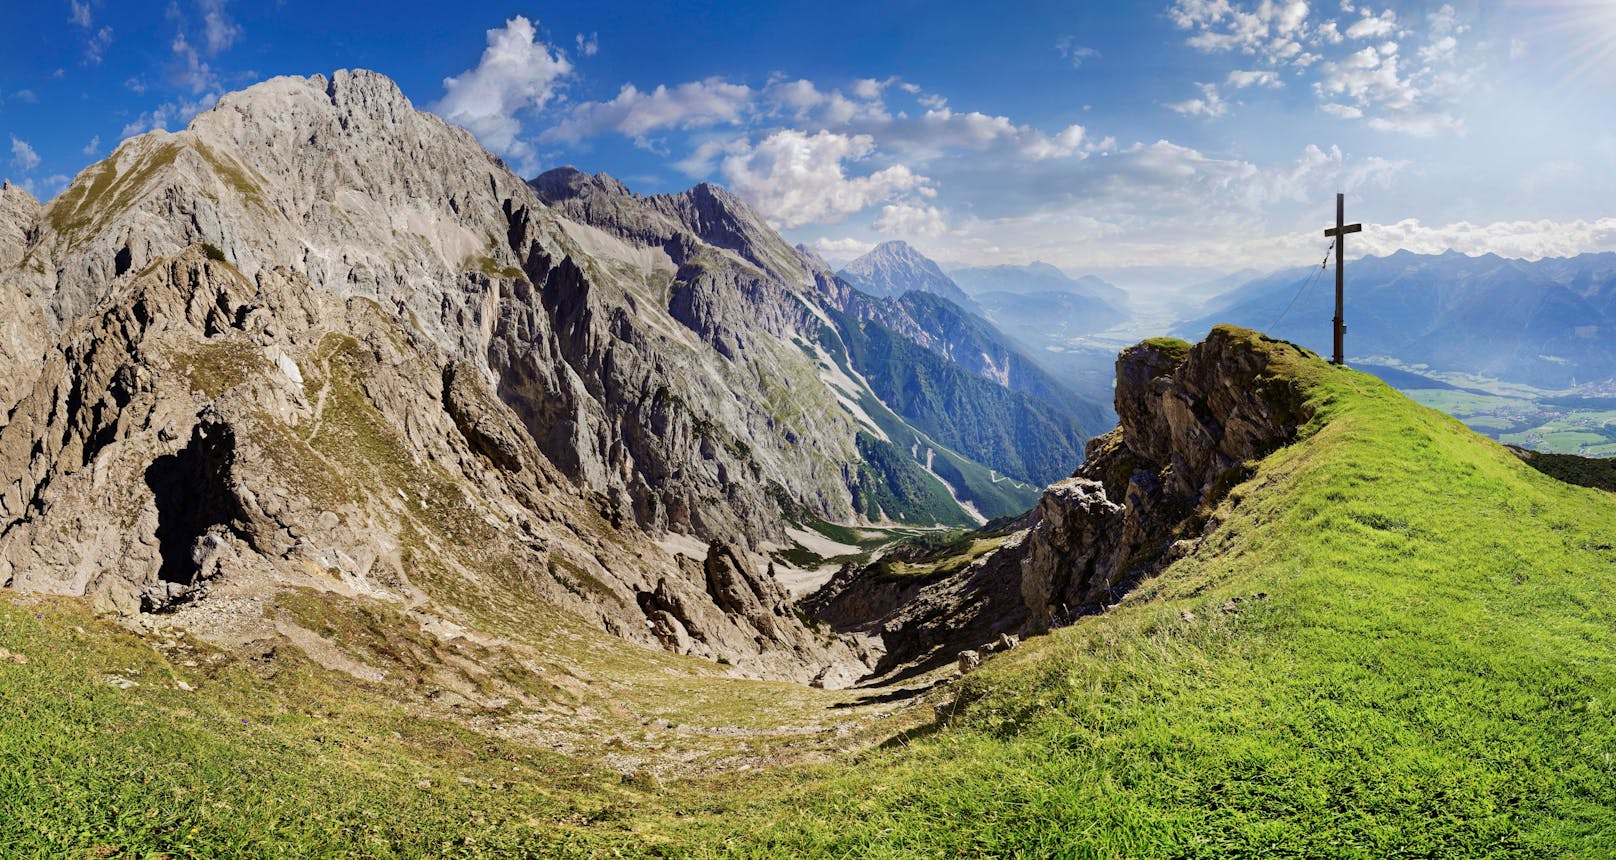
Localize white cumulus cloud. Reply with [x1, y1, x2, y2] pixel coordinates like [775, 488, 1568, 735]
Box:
[545, 79, 753, 144]
[1167, 82, 1229, 117]
[1169, 0, 1473, 133]
[874, 202, 949, 238]
[433, 16, 574, 173]
[1344, 10, 1399, 40]
[170, 31, 217, 92]
[199, 0, 241, 54]
[716, 130, 929, 229]
[1227, 69, 1282, 88]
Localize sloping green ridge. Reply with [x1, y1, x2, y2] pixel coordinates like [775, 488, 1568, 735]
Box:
[635, 346, 1616, 855]
[4, 340, 1616, 856]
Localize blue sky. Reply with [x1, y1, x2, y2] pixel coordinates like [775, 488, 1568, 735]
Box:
[3, 1, 1615, 275]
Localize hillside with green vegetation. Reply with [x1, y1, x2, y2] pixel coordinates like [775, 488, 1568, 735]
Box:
[6, 341, 1616, 856]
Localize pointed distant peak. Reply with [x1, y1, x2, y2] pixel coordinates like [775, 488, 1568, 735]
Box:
[872, 238, 921, 255]
[528, 166, 631, 205]
[846, 239, 943, 273]
[838, 239, 968, 303]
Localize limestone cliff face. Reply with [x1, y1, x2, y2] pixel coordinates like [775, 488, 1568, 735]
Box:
[0, 181, 38, 269]
[0, 245, 864, 682]
[0, 181, 45, 421]
[6, 72, 878, 549]
[0, 69, 911, 683]
[809, 326, 1318, 676]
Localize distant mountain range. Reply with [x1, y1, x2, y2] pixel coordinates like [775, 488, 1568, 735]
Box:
[951, 263, 1129, 355]
[833, 250, 1135, 425]
[950, 261, 1130, 307]
[1181, 250, 1616, 389]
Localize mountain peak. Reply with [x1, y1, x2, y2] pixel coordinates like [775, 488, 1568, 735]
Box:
[529, 166, 631, 205]
[198, 69, 417, 137]
[839, 240, 970, 304]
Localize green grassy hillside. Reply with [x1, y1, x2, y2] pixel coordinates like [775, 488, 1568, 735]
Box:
[630, 351, 1616, 856]
[5, 347, 1616, 856]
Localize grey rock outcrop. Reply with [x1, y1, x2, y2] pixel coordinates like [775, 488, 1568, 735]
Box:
[807, 326, 1319, 674]
[631, 542, 865, 684]
[0, 180, 38, 269]
[1015, 327, 1314, 630]
[0, 243, 865, 680]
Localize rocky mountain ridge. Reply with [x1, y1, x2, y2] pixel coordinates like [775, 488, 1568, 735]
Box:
[527, 166, 1102, 515]
[0, 70, 924, 683]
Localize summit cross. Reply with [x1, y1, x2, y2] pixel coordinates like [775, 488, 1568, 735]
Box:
[1324, 192, 1362, 366]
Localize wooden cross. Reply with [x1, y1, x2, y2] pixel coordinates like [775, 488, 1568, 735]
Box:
[1324, 192, 1362, 366]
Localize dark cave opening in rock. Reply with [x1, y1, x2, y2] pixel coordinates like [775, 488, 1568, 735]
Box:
[143, 422, 236, 590]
